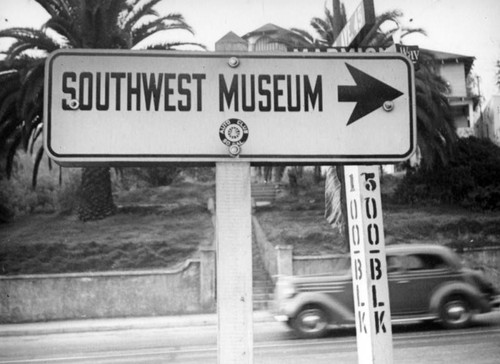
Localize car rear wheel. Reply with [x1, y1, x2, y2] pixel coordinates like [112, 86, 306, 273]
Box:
[291, 306, 329, 339]
[439, 295, 472, 329]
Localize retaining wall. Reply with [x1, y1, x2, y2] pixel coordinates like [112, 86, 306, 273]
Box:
[293, 255, 346, 276]
[250, 217, 500, 288]
[0, 249, 216, 324]
[252, 216, 278, 279]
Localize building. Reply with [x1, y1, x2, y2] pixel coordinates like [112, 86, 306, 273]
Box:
[242, 23, 311, 52]
[475, 95, 500, 145]
[421, 49, 477, 137]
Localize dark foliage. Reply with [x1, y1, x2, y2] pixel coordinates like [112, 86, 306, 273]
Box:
[127, 167, 181, 187]
[395, 137, 500, 210]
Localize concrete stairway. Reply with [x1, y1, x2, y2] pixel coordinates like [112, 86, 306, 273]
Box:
[252, 235, 275, 311]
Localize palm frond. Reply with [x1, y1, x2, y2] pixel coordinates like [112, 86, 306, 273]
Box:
[143, 41, 207, 50]
[122, 0, 164, 31]
[359, 10, 402, 46]
[289, 28, 315, 44]
[34, 0, 68, 18]
[6, 129, 22, 178]
[0, 116, 21, 150]
[5, 43, 35, 61]
[43, 16, 80, 46]
[0, 28, 62, 53]
[0, 92, 20, 130]
[28, 122, 43, 155]
[32, 146, 44, 188]
[401, 27, 427, 38]
[132, 21, 194, 46]
[17, 62, 44, 124]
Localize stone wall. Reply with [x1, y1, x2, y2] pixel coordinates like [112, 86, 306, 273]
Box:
[0, 250, 216, 324]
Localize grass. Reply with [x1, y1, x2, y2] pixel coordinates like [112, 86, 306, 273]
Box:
[0, 180, 215, 275]
[256, 182, 500, 256]
[2, 173, 500, 276]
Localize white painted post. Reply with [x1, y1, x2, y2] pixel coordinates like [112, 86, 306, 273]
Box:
[216, 163, 253, 363]
[215, 33, 253, 364]
[344, 165, 393, 364]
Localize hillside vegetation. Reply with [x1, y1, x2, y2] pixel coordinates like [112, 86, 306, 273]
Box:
[256, 182, 500, 256]
[2, 165, 500, 275]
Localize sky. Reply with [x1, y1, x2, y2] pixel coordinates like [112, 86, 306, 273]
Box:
[1, 0, 500, 101]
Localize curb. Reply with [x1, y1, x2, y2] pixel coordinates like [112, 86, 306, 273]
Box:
[0, 311, 275, 337]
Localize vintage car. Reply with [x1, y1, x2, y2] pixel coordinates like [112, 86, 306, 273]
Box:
[274, 244, 500, 338]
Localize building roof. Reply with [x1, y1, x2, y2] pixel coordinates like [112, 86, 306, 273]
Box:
[217, 31, 247, 45]
[243, 23, 289, 38]
[421, 48, 475, 75]
[242, 23, 311, 48]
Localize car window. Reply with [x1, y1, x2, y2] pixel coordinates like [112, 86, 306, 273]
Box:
[386, 255, 403, 273]
[402, 254, 449, 271]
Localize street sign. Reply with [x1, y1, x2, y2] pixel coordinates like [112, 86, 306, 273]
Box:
[395, 44, 420, 70]
[44, 49, 415, 165]
[333, 0, 375, 47]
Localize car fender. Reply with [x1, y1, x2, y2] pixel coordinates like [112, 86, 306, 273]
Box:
[289, 292, 355, 323]
[429, 281, 489, 314]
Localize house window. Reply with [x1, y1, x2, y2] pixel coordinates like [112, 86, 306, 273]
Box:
[451, 105, 470, 128]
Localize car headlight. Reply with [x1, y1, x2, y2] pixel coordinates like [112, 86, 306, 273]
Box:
[276, 279, 296, 299]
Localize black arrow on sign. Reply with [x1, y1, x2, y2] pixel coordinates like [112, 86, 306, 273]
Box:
[338, 63, 404, 126]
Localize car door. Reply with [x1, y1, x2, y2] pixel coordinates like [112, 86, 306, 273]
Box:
[387, 254, 408, 316]
[388, 252, 457, 316]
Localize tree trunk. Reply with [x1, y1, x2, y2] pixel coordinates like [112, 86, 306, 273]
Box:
[287, 167, 299, 196]
[78, 167, 116, 221]
[324, 165, 349, 252]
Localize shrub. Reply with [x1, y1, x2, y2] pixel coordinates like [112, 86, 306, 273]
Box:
[56, 170, 81, 215]
[118, 167, 181, 188]
[395, 137, 500, 210]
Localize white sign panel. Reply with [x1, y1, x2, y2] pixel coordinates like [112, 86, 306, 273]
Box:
[44, 49, 415, 165]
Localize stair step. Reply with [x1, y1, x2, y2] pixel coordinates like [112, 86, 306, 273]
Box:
[253, 286, 273, 294]
[253, 300, 273, 310]
[253, 292, 273, 301]
[251, 227, 274, 310]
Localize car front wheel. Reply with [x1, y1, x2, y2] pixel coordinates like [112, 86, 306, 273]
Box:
[291, 306, 329, 339]
[439, 295, 472, 329]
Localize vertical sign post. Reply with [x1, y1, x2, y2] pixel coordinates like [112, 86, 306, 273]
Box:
[345, 165, 393, 363]
[215, 34, 253, 364]
[330, 1, 394, 363]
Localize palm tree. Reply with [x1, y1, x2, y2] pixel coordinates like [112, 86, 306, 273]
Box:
[283, 9, 457, 250]
[290, 2, 346, 48]
[0, 0, 204, 221]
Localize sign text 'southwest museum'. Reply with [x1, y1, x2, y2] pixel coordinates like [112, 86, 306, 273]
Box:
[44, 50, 415, 165]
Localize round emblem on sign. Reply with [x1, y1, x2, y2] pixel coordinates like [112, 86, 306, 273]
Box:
[219, 119, 249, 147]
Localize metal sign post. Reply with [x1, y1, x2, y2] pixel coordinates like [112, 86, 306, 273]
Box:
[345, 165, 393, 363]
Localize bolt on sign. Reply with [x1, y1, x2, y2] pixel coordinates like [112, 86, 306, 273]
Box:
[44, 49, 415, 166]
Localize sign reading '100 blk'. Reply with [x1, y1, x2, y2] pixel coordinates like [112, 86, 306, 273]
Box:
[44, 49, 415, 165]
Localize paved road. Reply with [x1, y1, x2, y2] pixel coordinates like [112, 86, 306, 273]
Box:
[1, 312, 499, 363]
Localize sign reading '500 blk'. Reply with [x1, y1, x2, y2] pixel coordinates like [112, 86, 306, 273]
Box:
[44, 49, 415, 165]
